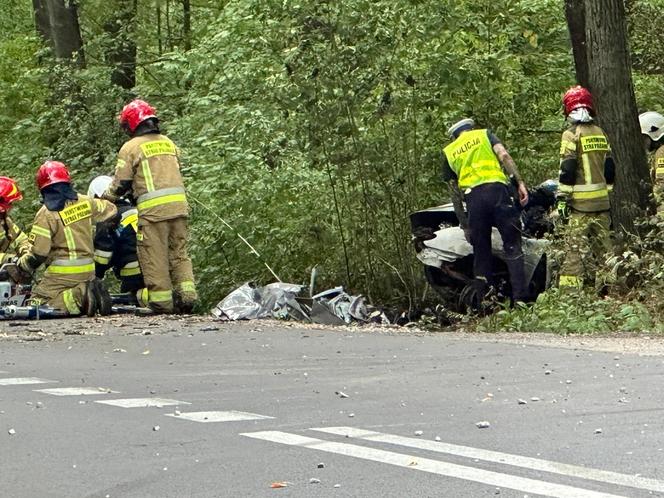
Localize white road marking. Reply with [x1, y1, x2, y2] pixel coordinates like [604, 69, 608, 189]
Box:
[165, 410, 273, 423]
[312, 427, 664, 494]
[34, 387, 119, 396]
[95, 398, 190, 408]
[0, 377, 57, 386]
[242, 431, 626, 498]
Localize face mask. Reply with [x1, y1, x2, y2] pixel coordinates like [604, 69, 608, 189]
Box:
[568, 108, 593, 124]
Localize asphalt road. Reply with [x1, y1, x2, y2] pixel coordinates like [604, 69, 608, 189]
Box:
[1, 317, 664, 498]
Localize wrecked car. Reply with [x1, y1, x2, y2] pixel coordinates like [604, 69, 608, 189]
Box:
[411, 184, 556, 311]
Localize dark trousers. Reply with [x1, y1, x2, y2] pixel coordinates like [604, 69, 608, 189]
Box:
[465, 183, 528, 301]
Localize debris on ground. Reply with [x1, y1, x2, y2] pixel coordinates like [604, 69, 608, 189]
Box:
[476, 421, 491, 429]
[317, 463, 325, 469]
[595, 428, 603, 434]
[8, 428, 16, 435]
[270, 482, 289, 488]
[309, 478, 321, 484]
[517, 399, 527, 405]
[335, 391, 349, 398]
[212, 282, 389, 325]
[414, 430, 423, 436]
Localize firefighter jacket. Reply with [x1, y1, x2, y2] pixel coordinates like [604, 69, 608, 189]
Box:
[105, 134, 189, 223]
[94, 201, 142, 286]
[559, 123, 613, 212]
[22, 194, 117, 275]
[443, 129, 509, 190]
[0, 216, 30, 263]
[652, 145, 664, 186]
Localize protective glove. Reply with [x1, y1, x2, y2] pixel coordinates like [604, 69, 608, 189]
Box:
[556, 199, 570, 223]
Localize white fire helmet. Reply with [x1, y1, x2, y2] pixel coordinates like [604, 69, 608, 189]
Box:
[639, 111, 664, 142]
[87, 175, 113, 199]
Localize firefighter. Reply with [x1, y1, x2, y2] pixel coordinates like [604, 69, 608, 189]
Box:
[0, 177, 30, 263]
[441, 118, 530, 304]
[88, 175, 144, 298]
[103, 99, 197, 314]
[17, 161, 117, 316]
[556, 86, 614, 290]
[638, 111, 664, 211]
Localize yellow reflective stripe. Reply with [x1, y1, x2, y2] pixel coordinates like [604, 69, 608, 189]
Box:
[62, 289, 81, 315]
[571, 189, 609, 200]
[559, 140, 576, 155]
[581, 153, 592, 186]
[607, 184, 614, 192]
[142, 159, 155, 192]
[149, 290, 173, 302]
[656, 167, 664, 178]
[46, 263, 95, 274]
[115, 158, 126, 172]
[64, 226, 77, 259]
[94, 255, 111, 265]
[120, 262, 141, 276]
[559, 275, 582, 287]
[178, 281, 196, 292]
[458, 164, 507, 187]
[121, 213, 138, 228]
[31, 225, 51, 239]
[137, 193, 187, 212]
[558, 184, 573, 193]
[138, 288, 149, 307]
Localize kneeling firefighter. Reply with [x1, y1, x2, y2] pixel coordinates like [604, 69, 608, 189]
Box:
[441, 118, 530, 304]
[17, 161, 117, 316]
[638, 111, 664, 212]
[0, 177, 30, 263]
[89, 175, 144, 298]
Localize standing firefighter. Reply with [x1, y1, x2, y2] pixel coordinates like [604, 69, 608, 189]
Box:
[103, 99, 197, 314]
[638, 111, 664, 211]
[88, 175, 144, 298]
[17, 161, 117, 316]
[0, 177, 30, 263]
[442, 118, 530, 305]
[557, 86, 615, 289]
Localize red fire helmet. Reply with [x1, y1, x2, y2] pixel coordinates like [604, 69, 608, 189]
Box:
[118, 99, 157, 133]
[562, 85, 594, 116]
[0, 177, 22, 213]
[36, 161, 71, 190]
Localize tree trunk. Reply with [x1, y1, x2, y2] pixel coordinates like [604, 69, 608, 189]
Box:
[45, 0, 85, 67]
[157, 4, 163, 55]
[183, 0, 191, 51]
[585, 0, 652, 234]
[32, 0, 52, 43]
[104, 0, 137, 89]
[564, 0, 590, 87]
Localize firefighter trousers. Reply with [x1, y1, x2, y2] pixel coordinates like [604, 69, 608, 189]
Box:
[465, 182, 529, 302]
[137, 216, 197, 313]
[559, 210, 611, 289]
[30, 271, 93, 316]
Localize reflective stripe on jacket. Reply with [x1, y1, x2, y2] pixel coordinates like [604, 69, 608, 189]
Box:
[27, 194, 117, 274]
[443, 129, 508, 189]
[107, 134, 189, 222]
[559, 123, 611, 212]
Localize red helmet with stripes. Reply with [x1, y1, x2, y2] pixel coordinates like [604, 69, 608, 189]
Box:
[36, 161, 71, 190]
[0, 177, 22, 213]
[563, 86, 594, 116]
[118, 99, 157, 133]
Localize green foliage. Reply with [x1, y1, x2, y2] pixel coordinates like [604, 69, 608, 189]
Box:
[0, 0, 662, 318]
[478, 288, 657, 333]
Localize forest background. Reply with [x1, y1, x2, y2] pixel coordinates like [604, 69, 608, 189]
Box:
[1, 0, 664, 330]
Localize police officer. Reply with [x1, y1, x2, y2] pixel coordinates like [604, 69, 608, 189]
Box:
[88, 175, 144, 299]
[103, 99, 197, 314]
[557, 86, 614, 289]
[442, 118, 530, 304]
[0, 177, 30, 264]
[17, 161, 117, 316]
[638, 111, 664, 211]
